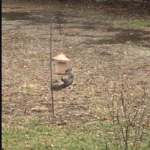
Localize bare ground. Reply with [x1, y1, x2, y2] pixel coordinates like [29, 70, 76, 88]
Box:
[2, 2, 150, 127]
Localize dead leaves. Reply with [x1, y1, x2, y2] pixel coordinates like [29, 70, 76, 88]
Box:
[2, 3, 150, 129]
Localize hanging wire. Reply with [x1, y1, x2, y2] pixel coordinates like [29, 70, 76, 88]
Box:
[50, 16, 63, 116]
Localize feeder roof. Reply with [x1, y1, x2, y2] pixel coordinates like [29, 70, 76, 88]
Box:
[52, 52, 70, 61]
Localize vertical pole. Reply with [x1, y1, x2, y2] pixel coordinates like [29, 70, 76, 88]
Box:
[50, 16, 63, 116]
[50, 19, 54, 116]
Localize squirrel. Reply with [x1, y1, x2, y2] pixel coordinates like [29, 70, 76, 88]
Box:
[51, 79, 63, 91]
[61, 68, 74, 88]
[51, 68, 74, 91]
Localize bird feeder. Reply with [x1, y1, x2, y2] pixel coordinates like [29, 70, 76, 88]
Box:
[52, 52, 70, 75]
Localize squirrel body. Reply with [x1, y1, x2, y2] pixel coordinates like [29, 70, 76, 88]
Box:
[61, 68, 74, 88]
[51, 68, 74, 91]
[51, 79, 63, 91]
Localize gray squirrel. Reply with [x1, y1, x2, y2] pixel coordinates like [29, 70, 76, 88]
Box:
[61, 68, 74, 88]
[52, 68, 74, 91]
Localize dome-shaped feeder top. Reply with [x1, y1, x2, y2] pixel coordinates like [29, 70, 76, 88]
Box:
[52, 52, 70, 61]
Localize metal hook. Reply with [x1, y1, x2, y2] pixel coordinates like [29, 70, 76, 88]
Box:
[50, 16, 63, 36]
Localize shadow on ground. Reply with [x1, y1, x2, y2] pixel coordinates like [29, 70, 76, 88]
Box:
[2, 10, 150, 47]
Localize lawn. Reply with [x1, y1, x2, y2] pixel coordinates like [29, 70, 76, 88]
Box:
[2, 1, 150, 149]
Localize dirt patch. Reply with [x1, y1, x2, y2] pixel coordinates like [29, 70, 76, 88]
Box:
[2, 8, 150, 46]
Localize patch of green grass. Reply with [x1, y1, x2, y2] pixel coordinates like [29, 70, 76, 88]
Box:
[90, 15, 99, 19]
[15, 88, 27, 94]
[15, 86, 38, 95]
[113, 18, 150, 28]
[133, 19, 150, 26]
[3, 118, 150, 150]
[2, 118, 107, 150]
[2, 101, 10, 104]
